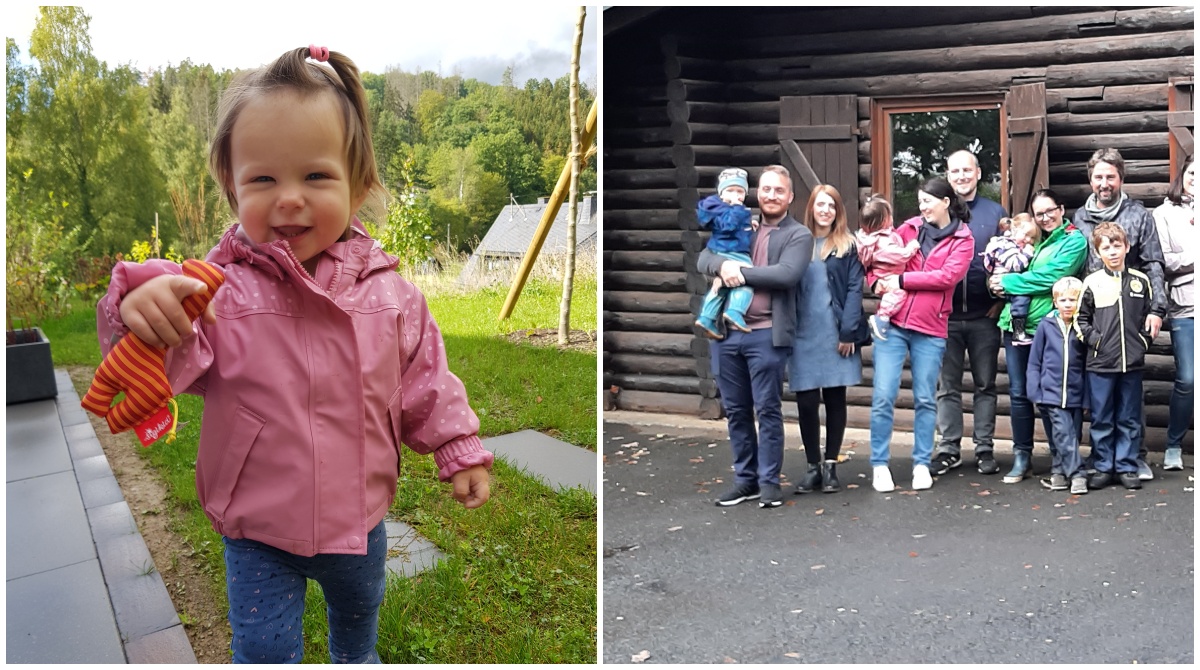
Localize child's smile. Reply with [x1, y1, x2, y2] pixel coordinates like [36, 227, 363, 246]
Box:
[229, 89, 366, 274]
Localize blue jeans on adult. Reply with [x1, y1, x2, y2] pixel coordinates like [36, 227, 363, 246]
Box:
[223, 520, 387, 663]
[1087, 370, 1144, 474]
[1168, 317, 1195, 449]
[713, 328, 791, 486]
[870, 324, 946, 468]
[1003, 333, 1054, 456]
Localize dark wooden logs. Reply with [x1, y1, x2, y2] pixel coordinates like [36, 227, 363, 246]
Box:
[605, 332, 694, 356]
[611, 388, 723, 419]
[1047, 111, 1170, 136]
[605, 251, 685, 272]
[603, 230, 689, 251]
[1048, 84, 1169, 114]
[608, 353, 697, 376]
[604, 311, 695, 333]
[605, 372, 710, 397]
[603, 209, 681, 230]
[1047, 132, 1170, 160]
[606, 126, 674, 147]
[604, 291, 692, 314]
[605, 147, 675, 169]
[603, 271, 688, 292]
[1049, 159, 1170, 185]
[666, 79, 725, 103]
[604, 188, 680, 209]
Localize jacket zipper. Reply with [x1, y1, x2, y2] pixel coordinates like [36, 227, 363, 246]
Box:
[1117, 272, 1127, 373]
[1059, 317, 1069, 408]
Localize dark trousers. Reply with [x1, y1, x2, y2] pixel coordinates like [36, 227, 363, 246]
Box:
[714, 328, 791, 486]
[796, 386, 847, 463]
[1086, 370, 1144, 475]
[936, 317, 1000, 456]
[1040, 405, 1084, 479]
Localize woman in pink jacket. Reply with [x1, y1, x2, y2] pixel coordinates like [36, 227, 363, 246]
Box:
[97, 47, 493, 663]
[866, 178, 974, 493]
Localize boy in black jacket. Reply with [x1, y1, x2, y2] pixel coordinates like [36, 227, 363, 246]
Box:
[1027, 276, 1088, 494]
[1077, 222, 1162, 490]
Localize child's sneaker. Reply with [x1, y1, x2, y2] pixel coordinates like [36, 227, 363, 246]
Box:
[1040, 473, 1068, 491]
[869, 314, 890, 341]
[1069, 476, 1088, 495]
[723, 312, 751, 333]
[695, 317, 723, 340]
[1012, 329, 1033, 346]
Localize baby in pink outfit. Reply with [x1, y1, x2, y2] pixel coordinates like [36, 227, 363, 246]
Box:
[855, 195, 920, 340]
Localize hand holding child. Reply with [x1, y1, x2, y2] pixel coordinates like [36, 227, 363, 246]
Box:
[450, 465, 491, 509]
[119, 274, 218, 348]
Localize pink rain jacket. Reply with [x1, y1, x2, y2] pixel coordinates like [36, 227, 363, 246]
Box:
[864, 217, 974, 338]
[98, 223, 493, 556]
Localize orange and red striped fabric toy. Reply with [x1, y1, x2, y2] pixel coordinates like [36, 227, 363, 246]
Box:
[81, 260, 224, 436]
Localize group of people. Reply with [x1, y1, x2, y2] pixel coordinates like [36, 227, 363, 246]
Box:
[696, 148, 1194, 508]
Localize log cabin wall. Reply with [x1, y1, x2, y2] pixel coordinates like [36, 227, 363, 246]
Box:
[603, 6, 1194, 448]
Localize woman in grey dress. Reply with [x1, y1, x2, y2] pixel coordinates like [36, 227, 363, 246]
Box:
[789, 185, 866, 494]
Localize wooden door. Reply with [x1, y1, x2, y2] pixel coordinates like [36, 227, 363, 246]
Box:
[1006, 83, 1049, 216]
[778, 95, 860, 228]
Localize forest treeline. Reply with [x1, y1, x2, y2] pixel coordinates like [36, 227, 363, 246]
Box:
[6, 7, 596, 266]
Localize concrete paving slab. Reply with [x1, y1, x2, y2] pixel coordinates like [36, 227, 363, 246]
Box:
[59, 407, 92, 427]
[123, 624, 197, 664]
[484, 429, 596, 492]
[67, 434, 105, 462]
[6, 400, 72, 482]
[95, 528, 157, 586]
[79, 474, 126, 509]
[7, 471, 96, 579]
[88, 500, 141, 542]
[63, 421, 99, 444]
[74, 453, 115, 482]
[107, 569, 182, 640]
[7, 559, 125, 664]
[384, 520, 445, 578]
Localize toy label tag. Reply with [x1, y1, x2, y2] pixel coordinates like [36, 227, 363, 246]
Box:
[135, 406, 173, 447]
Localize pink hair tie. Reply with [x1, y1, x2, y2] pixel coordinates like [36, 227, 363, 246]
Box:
[308, 45, 329, 62]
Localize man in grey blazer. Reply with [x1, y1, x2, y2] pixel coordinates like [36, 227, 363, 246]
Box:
[698, 165, 813, 508]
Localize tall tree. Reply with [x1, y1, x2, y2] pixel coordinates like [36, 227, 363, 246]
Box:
[18, 7, 163, 254]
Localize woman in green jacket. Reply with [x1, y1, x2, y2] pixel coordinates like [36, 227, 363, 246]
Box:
[990, 189, 1088, 483]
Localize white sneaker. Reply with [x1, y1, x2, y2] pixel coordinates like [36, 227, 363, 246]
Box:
[872, 465, 895, 492]
[912, 464, 933, 490]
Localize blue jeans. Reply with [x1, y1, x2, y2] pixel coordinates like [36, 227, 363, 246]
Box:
[1003, 334, 1054, 455]
[1168, 317, 1194, 449]
[1041, 405, 1084, 479]
[223, 520, 387, 663]
[714, 328, 791, 486]
[870, 325, 946, 468]
[1087, 370, 1144, 475]
[936, 317, 1000, 457]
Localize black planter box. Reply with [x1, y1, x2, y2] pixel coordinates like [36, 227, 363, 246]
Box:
[7, 327, 58, 404]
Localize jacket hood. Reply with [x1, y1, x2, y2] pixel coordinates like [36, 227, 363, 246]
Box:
[207, 218, 400, 281]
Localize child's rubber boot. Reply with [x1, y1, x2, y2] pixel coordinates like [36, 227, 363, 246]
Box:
[723, 312, 751, 333]
[695, 316, 723, 340]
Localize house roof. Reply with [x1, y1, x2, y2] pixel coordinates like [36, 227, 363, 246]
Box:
[474, 193, 598, 257]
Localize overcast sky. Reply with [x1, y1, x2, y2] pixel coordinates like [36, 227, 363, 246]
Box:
[6, 3, 598, 88]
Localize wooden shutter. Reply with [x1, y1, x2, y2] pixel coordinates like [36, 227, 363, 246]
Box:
[778, 95, 860, 228]
[1006, 83, 1049, 216]
[1168, 77, 1194, 174]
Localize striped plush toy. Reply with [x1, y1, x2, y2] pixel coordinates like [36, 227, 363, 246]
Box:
[81, 260, 224, 440]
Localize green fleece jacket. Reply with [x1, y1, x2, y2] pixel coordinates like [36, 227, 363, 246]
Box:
[997, 220, 1088, 335]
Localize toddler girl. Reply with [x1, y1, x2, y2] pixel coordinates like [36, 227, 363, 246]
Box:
[855, 195, 920, 340]
[695, 167, 755, 337]
[984, 213, 1042, 344]
[96, 46, 493, 663]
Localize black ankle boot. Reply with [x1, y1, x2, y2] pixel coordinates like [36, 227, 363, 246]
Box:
[821, 460, 841, 493]
[794, 462, 822, 493]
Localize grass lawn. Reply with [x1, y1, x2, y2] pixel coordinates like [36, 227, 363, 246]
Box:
[50, 269, 597, 663]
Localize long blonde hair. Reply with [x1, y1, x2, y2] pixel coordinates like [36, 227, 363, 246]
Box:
[804, 184, 854, 258]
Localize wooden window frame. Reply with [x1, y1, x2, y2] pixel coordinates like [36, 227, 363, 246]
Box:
[870, 94, 1009, 213]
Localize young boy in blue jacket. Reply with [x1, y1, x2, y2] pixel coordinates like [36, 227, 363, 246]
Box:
[1076, 222, 1162, 490]
[1027, 276, 1088, 494]
[695, 167, 755, 338]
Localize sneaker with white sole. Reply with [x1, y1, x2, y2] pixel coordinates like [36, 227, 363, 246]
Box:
[869, 314, 890, 341]
[931, 452, 962, 476]
[1069, 476, 1088, 495]
[715, 481, 760, 507]
[912, 464, 933, 490]
[1164, 447, 1184, 471]
[872, 465, 895, 492]
[1137, 458, 1153, 481]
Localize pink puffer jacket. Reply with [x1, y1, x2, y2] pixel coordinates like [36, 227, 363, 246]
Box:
[865, 217, 974, 338]
[98, 222, 493, 556]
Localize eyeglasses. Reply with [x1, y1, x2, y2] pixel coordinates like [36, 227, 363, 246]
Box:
[1033, 207, 1061, 221]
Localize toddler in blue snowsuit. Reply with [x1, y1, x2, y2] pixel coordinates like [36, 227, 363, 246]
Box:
[695, 167, 755, 339]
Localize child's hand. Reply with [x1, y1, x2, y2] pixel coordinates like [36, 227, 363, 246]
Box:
[450, 465, 491, 509]
[119, 274, 218, 348]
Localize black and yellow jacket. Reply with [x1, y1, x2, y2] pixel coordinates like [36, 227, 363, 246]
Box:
[1077, 267, 1161, 373]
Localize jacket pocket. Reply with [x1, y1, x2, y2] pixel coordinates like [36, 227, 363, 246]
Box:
[387, 386, 405, 456]
[205, 406, 266, 525]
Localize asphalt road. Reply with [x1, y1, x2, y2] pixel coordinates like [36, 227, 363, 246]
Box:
[602, 421, 1195, 664]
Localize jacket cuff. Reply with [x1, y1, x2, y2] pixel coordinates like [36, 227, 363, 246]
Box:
[433, 435, 494, 482]
[101, 260, 184, 341]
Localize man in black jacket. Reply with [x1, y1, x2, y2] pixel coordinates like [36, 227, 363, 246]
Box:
[1073, 148, 1168, 480]
[698, 165, 813, 509]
